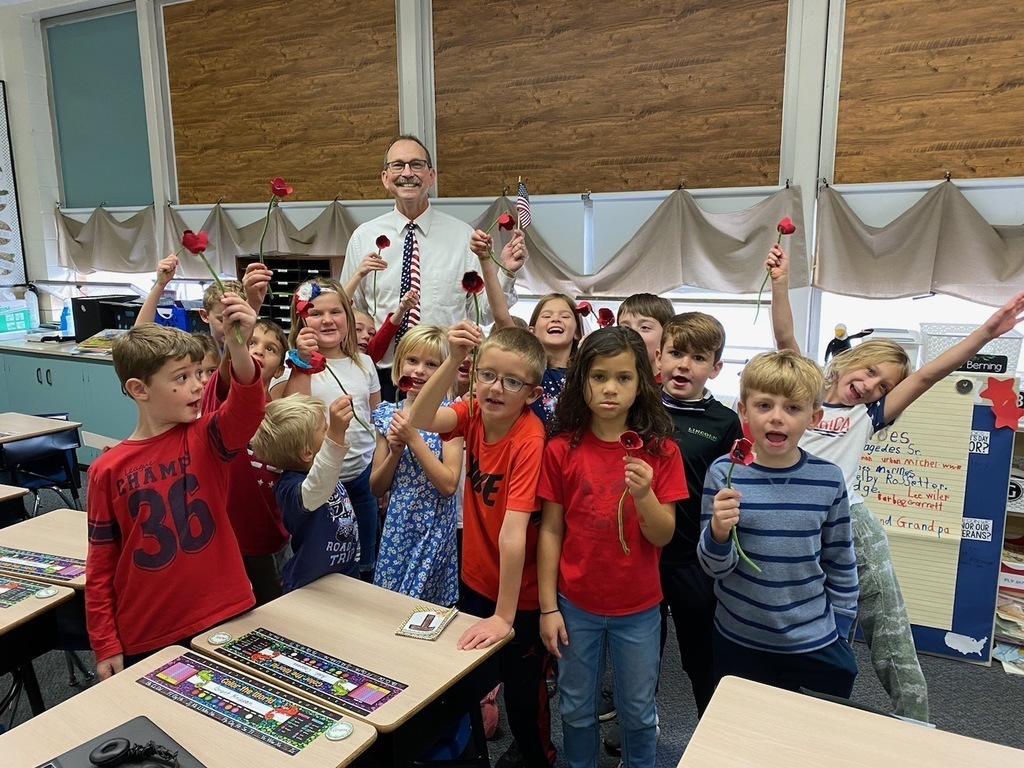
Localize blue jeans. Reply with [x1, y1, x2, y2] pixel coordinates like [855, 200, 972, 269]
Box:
[342, 463, 377, 578]
[557, 595, 660, 768]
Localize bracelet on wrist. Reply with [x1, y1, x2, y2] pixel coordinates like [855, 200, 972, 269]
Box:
[540, 608, 559, 615]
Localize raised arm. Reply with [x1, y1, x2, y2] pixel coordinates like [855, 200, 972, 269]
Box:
[220, 294, 258, 385]
[766, 244, 800, 353]
[407, 320, 481, 434]
[134, 255, 178, 326]
[342, 252, 388, 303]
[884, 290, 1024, 423]
[471, 229, 514, 329]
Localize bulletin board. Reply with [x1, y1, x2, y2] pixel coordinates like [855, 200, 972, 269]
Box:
[0, 81, 26, 285]
[855, 374, 1017, 664]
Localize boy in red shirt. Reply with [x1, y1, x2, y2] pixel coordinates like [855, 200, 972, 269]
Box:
[410, 323, 554, 768]
[86, 295, 265, 678]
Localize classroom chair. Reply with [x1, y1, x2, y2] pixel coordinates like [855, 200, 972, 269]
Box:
[0, 412, 82, 517]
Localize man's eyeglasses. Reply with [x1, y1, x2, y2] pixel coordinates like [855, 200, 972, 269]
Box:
[385, 159, 430, 173]
[475, 369, 535, 393]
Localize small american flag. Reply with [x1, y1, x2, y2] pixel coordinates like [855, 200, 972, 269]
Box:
[516, 181, 531, 228]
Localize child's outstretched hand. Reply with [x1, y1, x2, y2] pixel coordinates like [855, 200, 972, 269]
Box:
[243, 261, 273, 312]
[156, 255, 178, 287]
[765, 243, 789, 284]
[448, 319, 482, 360]
[457, 615, 512, 650]
[500, 229, 528, 273]
[982, 290, 1024, 340]
[397, 289, 420, 317]
[540, 611, 568, 658]
[469, 229, 492, 259]
[357, 252, 388, 279]
[221, 293, 258, 349]
[624, 455, 654, 500]
[327, 395, 354, 444]
[710, 486, 742, 544]
[294, 326, 319, 361]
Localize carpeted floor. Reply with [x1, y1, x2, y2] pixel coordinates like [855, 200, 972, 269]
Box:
[3, 497, 1024, 766]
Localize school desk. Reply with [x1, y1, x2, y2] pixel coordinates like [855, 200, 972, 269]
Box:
[0, 507, 87, 589]
[0, 483, 29, 525]
[193, 574, 508, 767]
[0, 578, 75, 716]
[0, 412, 82, 444]
[0, 645, 377, 767]
[677, 675, 1024, 767]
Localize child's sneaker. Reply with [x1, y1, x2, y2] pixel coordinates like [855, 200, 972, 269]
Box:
[598, 687, 617, 721]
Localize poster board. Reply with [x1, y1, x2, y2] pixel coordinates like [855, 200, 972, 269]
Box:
[855, 374, 1016, 663]
[0, 81, 26, 285]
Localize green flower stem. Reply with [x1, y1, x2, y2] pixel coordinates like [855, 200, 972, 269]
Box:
[372, 272, 378, 316]
[485, 244, 515, 278]
[468, 292, 480, 418]
[754, 232, 784, 324]
[322, 363, 373, 435]
[725, 463, 761, 573]
[257, 195, 276, 264]
[196, 251, 243, 344]
[616, 487, 631, 555]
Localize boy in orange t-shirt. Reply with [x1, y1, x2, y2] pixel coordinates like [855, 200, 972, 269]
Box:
[410, 322, 554, 768]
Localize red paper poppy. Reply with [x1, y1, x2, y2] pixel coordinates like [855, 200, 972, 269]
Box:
[398, 375, 415, 393]
[776, 217, 796, 236]
[576, 301, 592, 317]
[376, 235, 391, 250]
[462, 271, 484, 294]
[181, 229, 209, 254]
[497, 213, 515, 231]
[270, 177, 294, 197]
[294, 297, 311, 319]
[619, 430, 644, 452]
[304, 352, 328, 374]
[597, 308, 615, 328]
[729, 437, 755, 466]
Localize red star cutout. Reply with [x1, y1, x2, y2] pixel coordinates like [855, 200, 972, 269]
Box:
[979, 377, 1024, 429]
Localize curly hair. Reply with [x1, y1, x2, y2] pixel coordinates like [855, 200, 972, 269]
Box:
[551, 326, 673, 452]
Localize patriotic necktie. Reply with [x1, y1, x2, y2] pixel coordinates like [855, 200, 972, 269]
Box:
[396, 220, 420, 342]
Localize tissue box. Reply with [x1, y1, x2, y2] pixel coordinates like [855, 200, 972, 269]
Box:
[0, 299, 30, 338]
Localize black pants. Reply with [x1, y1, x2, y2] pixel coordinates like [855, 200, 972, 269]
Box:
[459, 583, 555, 767]
[712, 629, 858, 699]
[659, 561, 718, 717]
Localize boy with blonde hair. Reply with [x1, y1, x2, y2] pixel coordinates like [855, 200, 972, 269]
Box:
[251, 394, 359, 592]
[86, 295, 264, 678]
[698, 350, 859, 698]
[409, 323, 555, 768]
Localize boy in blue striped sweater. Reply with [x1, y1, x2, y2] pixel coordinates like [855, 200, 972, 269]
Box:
[697, 350, 859, 698]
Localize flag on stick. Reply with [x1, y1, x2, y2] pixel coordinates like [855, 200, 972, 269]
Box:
[516, 180, 531, 229]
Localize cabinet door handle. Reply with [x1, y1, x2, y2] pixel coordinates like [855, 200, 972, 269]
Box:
[45, 368, 52, 386]
[36, 367, 42, 384]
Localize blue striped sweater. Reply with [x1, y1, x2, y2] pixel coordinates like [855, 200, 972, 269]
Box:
[697, 449, 858, 654]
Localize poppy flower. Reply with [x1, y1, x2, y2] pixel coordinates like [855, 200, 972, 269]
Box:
[285, 350, 373, 433]
[597, 308, 615, 328]
[269, 177, 294, 197]
[259, 177, 295, 263]
[619, 431, 643, 452]
[725, 437, 762, 573]
[497, 213, 515, 231]
[576, 301, 592, 317]
[616, 430, 646, 555]
[375, 235, 391, 250]
[181, 229, 208, 255]
[755, 216, 798, 324]
[479, 211, 519, 277]
[395, 375, 415, 403]
[462, 271, 485, 294]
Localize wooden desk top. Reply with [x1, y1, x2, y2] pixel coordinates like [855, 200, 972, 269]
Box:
[678, 676, 1024, 767]
[0, 483, 28, 502]
[0, 508, 88, 588]
[0, 412, 82, 444]
[193, 574, 508, 732]
[0, 646, 376, 768]
[0, 578, 74, 634]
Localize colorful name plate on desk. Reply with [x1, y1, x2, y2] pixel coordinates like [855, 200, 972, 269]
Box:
[211, 627, 407, 716]
[137, 651, 342, 756]
[0, 546, 85, 581]
[0, 578, 56, 608]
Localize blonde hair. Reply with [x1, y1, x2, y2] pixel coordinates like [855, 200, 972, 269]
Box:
[740, 349, 825, 408]
[824, 340, 912, 389]
[192, 331, 221, 364]
[354, 309, 376, 329]
[113, 323, 205, 394]
[250, 394, 326, 470]
[661, 312, 727, 363]
[202, 279, 244, 312]
[390, 325, 449, 385]
[478, 327, 547, 384]
[288, 276, 364, 370]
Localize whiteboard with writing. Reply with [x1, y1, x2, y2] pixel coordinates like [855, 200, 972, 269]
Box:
[855, 375, 1016, 663]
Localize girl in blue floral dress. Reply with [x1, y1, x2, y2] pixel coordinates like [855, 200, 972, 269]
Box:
[370, 325, 463, 605]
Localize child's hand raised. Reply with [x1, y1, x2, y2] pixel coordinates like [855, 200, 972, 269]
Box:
[243, 262, 273, 312]
[448, 319, 482, 359]
[294, 326, 320, 360]
[765, 243, 789, 284]
[710, 487, 742, 544]
[357, 253, 388, 279]
[156, 255, 179, 287]
[397, 289, 420, 316]
[500, 229, 528, 273]
[220, 293, 258, 348]
[623, 455, 654, 500]
[327, 395, 354, 444]
[982, 290, 1024, 340]
[469, 229, 492, 259]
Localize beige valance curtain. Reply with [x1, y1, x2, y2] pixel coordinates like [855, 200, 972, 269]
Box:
[56, 205, 159, 274]
[814, 182, 1024, 307]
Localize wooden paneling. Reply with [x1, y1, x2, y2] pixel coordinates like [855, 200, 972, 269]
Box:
[433, 1, 788, 197]
[164, 0, 398, 204]
[836, 0, 1024, 183]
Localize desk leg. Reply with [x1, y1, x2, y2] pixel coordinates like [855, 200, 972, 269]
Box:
[17, 663, 46, 715]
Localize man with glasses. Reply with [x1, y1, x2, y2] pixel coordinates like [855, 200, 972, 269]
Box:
[342, 134, 527, 400]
